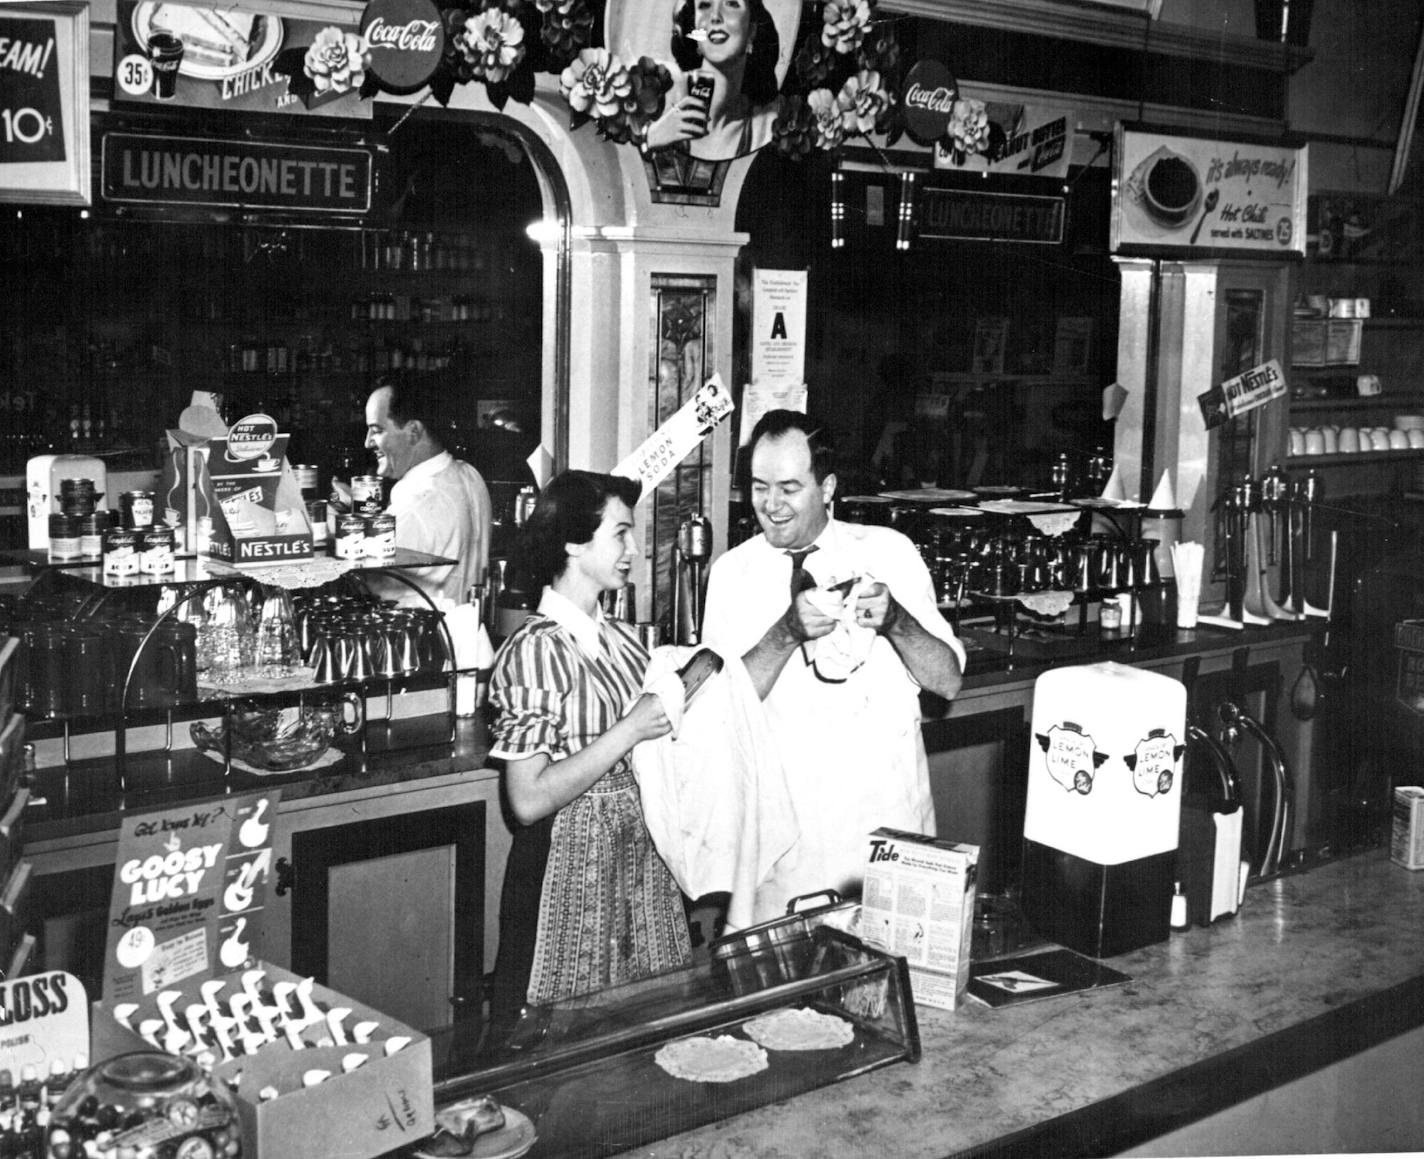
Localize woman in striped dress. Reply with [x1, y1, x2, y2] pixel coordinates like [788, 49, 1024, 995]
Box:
[488, 471, 691, 1032]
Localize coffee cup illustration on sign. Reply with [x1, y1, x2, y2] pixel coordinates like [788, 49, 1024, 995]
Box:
[1142, 150, 1202, 227]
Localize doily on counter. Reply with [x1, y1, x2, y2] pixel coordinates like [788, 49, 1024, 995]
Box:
[1028, 512, 1081, 537]
[743, 1008, 854, 1051]
[1017, 591, 1074, 618]
[194, 744, 343, 777]
[655, 1036, 767, 1083]
[203, 557, 357, 589]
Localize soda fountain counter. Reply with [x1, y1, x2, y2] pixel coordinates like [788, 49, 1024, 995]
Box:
[567, 845, 1424, 1159]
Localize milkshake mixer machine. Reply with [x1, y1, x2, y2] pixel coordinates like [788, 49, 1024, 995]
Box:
[671, 513, 713, 645]
[1200, 465, 1332, 630]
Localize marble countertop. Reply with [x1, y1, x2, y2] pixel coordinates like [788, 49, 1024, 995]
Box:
[614, 848, 1424, 1159]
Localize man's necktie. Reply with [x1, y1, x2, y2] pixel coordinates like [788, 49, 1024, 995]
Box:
[787, 545, 818, 598]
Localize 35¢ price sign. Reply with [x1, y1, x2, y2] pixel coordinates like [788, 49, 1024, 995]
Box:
[0, 16, 67, 165]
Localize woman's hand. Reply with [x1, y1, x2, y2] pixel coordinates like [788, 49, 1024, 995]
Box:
[620, 692, 674, 744]
[643, 94, 708, 150]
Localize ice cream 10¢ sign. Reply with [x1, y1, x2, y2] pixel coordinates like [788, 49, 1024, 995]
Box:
[0, 2, 90, 205]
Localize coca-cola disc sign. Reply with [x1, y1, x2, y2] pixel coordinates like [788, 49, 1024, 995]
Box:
[902, 60, 959, 147]
[361, 0, 446, 95]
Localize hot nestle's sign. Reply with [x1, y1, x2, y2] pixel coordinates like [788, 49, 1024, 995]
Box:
[360, 0, 445, 94]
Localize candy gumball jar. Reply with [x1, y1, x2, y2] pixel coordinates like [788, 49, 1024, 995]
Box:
[46, 1052, 241, 1159]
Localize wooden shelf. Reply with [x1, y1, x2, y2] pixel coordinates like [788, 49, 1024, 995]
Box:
[1364, 317, 1424, 329]
[1291, 395, 1424, 412]
[1286, 449, 1424, 466]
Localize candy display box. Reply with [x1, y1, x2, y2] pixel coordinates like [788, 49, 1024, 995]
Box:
[93, 961, 433, 1159]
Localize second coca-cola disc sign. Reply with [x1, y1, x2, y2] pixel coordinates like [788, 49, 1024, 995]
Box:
[361, 0, 446, 95]
[902, 60, 959, 147]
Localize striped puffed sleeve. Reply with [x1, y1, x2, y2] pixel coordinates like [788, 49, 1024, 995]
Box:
[489, 625, 571, 760]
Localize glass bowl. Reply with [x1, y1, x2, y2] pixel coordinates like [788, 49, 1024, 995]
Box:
[191, 700, 342, 772]
[46, 1051, 242, 1159]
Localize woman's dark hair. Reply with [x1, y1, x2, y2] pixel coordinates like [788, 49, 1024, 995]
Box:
[671, 0, 781, 106]
[517, 470, 643, 591]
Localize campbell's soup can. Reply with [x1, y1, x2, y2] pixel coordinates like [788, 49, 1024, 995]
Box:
[104, 528, 141, 576]
[364, 513, 397, 558]
[120, 489, 156, 530]
[351, 475, 383, 517]
[140, 525, 175, 574]
[335, 514, 366, 559]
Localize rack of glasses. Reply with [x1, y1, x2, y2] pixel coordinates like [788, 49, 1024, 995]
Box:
[2, 549, 464, 786]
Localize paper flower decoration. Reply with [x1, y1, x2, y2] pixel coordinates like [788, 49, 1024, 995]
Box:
[303, 27, 370, 95]
[457, 9, 526, 86]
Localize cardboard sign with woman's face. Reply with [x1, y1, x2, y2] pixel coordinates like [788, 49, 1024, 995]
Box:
[609, 0, 800, 161]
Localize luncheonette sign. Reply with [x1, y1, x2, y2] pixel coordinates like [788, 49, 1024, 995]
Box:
[360, 0, 444, 94]
[102, 132, 372, 212]
[918, 187, 1065, 244]
[1112, 124, 1308, 255]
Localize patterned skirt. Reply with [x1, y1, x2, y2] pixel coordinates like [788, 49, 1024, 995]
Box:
[527, 765, 691, 1004]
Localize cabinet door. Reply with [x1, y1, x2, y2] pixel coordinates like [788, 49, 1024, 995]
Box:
[288, 802, 484, 1034]
[31, 862, 113, 999]
[923, 706, 1032, 897]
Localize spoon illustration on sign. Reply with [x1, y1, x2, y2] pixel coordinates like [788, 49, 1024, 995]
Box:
[1190, 189, 1220, 244]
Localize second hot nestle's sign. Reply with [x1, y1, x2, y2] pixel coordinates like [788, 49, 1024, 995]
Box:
[101, 132, 373, 212]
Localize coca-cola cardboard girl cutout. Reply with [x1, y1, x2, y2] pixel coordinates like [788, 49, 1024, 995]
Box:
[609, 0, 799, 161]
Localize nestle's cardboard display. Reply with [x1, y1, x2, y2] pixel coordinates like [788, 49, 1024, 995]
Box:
[201, 415, 313, 566]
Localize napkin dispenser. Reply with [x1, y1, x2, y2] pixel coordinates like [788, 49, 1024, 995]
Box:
[1176, 724, 1245, 925]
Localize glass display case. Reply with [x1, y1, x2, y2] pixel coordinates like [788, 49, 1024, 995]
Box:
[429, 922, 919, 1159]
[3, 548, 463, 786]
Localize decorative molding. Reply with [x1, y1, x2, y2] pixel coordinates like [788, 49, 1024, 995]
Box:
[880, 0, 1313, 73]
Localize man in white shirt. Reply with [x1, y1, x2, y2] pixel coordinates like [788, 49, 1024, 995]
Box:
[701, 410, 965, 908]
[363, 374, 492, 608]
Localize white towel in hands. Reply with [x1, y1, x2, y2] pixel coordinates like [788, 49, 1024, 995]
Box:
[801, 575, 877, 682]
[632, 645, 799, 929]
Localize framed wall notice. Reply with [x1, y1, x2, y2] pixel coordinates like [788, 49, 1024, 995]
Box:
[0, 1, 90, 205]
